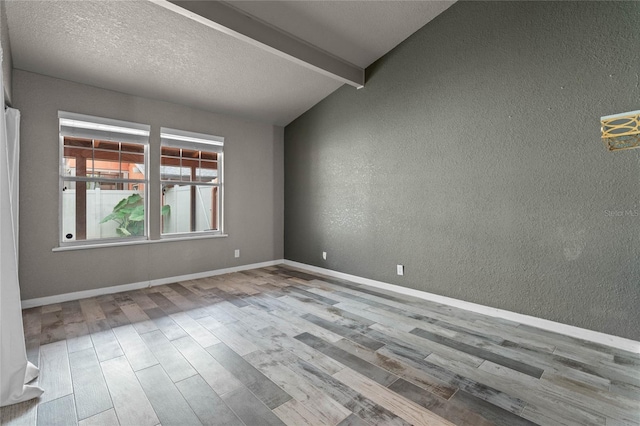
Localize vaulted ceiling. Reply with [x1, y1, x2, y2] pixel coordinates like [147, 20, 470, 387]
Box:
[5, 1, 454, 125]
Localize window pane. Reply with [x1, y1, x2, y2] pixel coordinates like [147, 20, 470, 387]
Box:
[160, 163, 188, 181]
[93, 150, 119, 163]
[161, 146, 181, 157]
[201, 151, 217, 161]
[196, 160, 218, 182]
[64, 137, 96, 178]
[94, 140, 119, 152]
[121, 142, 145, 153]
[63, 155, 87, 177]
[160, 149, 183, 181]
[62, 181, 146, 241]
[181, 148, 200, 158]
[121, 153, 145, 179]
[180, 158, 200, 181]
[161, 184, 218, 234]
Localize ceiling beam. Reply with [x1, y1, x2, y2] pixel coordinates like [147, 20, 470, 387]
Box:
[151, 0, 364, 89]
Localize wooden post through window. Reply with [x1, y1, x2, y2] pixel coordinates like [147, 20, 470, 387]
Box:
[76, 157, 87, 240]
[190, 166, 197, 232]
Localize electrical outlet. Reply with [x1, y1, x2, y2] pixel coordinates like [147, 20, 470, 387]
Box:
[397, 264, 404, 276]
[322, 251, 327, 260]
[234, 249, 240, 258]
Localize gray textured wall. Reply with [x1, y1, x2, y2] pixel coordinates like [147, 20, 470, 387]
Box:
[15, 70, 284, 300]
[285, 1, 640, 340]
[1, 0, 12, 104]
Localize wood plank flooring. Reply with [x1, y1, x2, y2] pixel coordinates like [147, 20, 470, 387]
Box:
[2, 265, 639, 426]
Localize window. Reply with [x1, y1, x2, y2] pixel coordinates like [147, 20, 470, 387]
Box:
[59, 112, 150, 245]
[160, 128, 223, 236]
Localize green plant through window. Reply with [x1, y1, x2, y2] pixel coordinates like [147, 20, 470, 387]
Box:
[100, 193, 170, 237]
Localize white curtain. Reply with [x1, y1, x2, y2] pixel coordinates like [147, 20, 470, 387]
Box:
[0, 47, 44, 407]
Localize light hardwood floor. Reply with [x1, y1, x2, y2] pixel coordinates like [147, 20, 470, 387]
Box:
[1, 265, 638, 425]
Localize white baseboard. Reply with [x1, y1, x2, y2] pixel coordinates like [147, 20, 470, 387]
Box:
[21, 259, 284, 309]
[283, 260, 640, 354]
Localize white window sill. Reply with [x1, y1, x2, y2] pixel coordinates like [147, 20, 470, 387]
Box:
[52, 233, 228, 252]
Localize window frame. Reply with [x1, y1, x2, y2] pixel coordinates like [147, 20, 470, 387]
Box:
[159, 127, 224, 238]
[58, 111, 150, 247]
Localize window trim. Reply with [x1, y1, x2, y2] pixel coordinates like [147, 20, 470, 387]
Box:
[58, 111, 151, 247]
[160, 127, 224, 238]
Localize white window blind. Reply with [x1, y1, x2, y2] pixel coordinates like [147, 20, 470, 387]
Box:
[161, 127, 224, 152]
[59, 111, 150, 144]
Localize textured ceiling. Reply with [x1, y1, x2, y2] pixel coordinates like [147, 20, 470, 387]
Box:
[5, 0, 454, 125]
